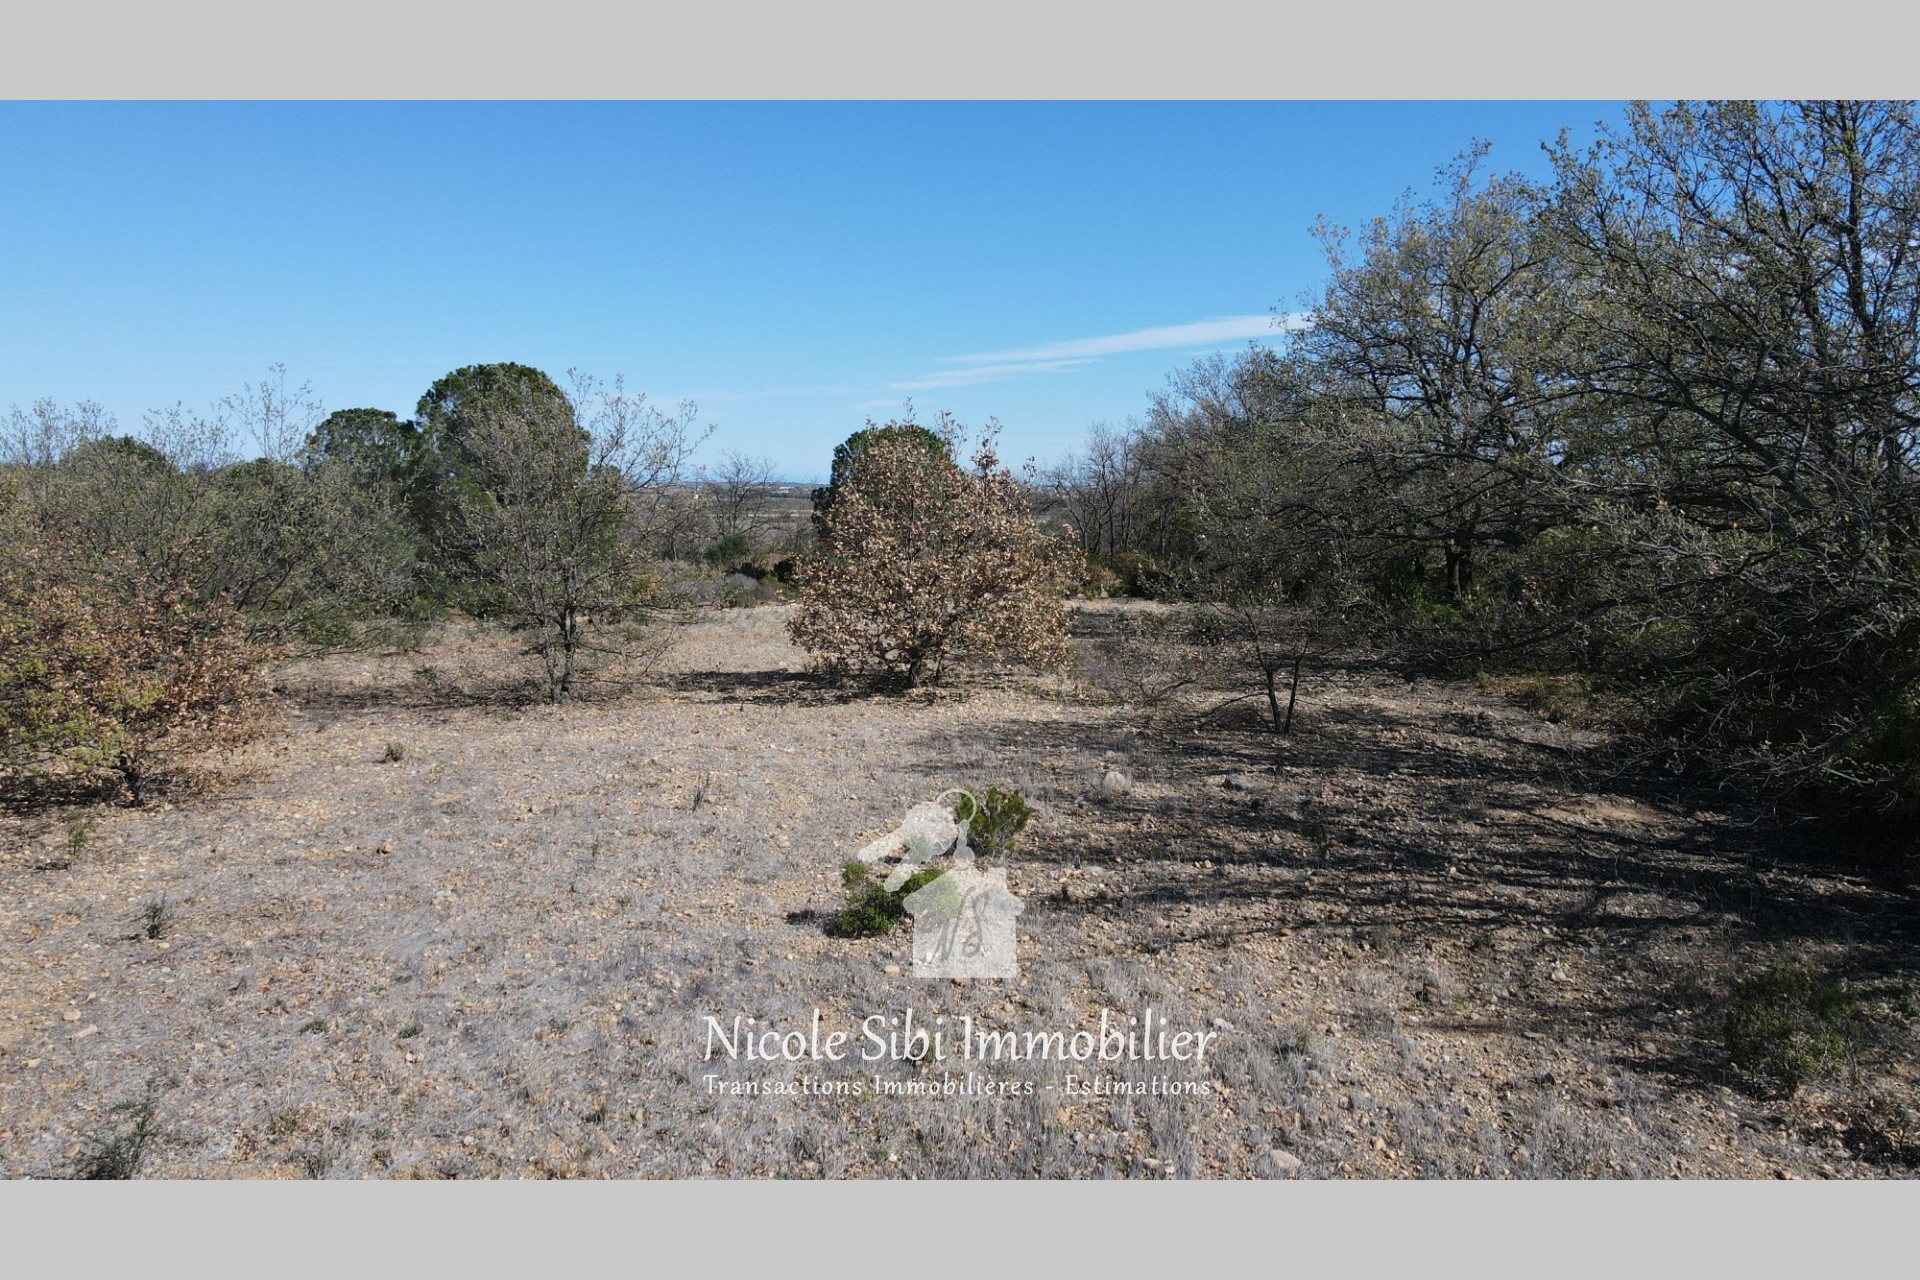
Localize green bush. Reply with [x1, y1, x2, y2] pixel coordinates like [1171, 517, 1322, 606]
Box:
[829, 860, 944, 938]
[702, 531, 753, 570]
[953, 786, 1032, 858]
[1723, 962, 1864, 1096]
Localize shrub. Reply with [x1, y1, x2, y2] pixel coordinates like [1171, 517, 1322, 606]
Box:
[137, 896, 175, 941]
[73, 1086, 163, 1179]
[829, 860, 946, 938]
[1106, 552, 1168, 599]
[1723, 962, 1864, 1096]
[1079, 562, 1123, 598]
[0, 526, 278, 804]
[953, 786, 1032, 858]
[788, 421, 1083, 689]
[701, 531, 753, 569]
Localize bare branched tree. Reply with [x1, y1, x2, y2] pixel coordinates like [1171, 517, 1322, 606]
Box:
[702, 449, 780, 548]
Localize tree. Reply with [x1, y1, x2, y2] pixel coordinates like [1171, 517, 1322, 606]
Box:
[809, 418, 950, 534]
[11, 370, 423, 650]
[702, 449, 781, 549]
[789, 421, 1083, 689]
[439, 369, 705, 700]
[414, 363, 577, 584]
[0, 479, 277, 803]
[1293, 145, 1575, 603]
[1044, 422, 1150, 564]
[1538, 100, 1920, 800]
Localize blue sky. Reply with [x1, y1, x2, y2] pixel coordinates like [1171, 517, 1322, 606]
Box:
[1, 102, 1625, 479]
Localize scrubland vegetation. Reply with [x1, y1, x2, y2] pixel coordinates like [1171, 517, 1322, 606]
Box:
[3, 100, 1918, 1178]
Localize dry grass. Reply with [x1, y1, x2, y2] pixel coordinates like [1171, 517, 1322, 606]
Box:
[1, 604, 1915, 1178]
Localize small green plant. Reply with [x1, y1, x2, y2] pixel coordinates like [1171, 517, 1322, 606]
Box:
[35, 815, 97, 871]
[137, 896, 174, 941]
[298, 1018, 329, 1035]
[1724, 961, 1864, 1096]
[398, 1022, 422, 1039]
[65, 816, 97, 859]
[264, 1107, 307, 1140]
[953, 787, 1032, 858]
[381, 741, 405, 763]
[829, 860, 945, 938]
[691, 772, 712, 811]
[74, 1086, 163, 1179]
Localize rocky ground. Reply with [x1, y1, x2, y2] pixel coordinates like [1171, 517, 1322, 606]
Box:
[2, 603, 1916, 1178]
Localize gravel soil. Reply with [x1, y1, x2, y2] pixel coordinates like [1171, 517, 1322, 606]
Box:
[3, 603, 1916, 1178]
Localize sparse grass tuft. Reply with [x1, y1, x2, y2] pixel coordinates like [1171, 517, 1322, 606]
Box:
[381, 741, 406, 763]
[298, 1018, 329, 1035]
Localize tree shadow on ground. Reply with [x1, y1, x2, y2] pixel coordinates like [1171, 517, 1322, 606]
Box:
[889, 654, 1920, 1100]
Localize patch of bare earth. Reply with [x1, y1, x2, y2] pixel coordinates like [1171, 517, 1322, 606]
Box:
[2, 603, 1915, 1177]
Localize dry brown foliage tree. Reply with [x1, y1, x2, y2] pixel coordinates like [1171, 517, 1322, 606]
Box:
[1, 489, 277, 804]
[787, 424, 1082, 689]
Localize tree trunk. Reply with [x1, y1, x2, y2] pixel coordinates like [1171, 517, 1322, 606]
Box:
[1282, 654, 1304, 736]
[1265, 657, 1304, 736]
[119, 753, 145, 806]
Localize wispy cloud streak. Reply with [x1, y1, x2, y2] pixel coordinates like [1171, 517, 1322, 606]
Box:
[887, 313, 1307, 392]
[886, 358, 1097, 392]
[943, 314, 1308, 366]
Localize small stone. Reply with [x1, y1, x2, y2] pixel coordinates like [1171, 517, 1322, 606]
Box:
[882, 964, 903, 976]
[1223, 773, 1265, 792]
[72, 1024, 98, 1039]
[1268, 1148, 1303, 1177]
[62, 1009, 81, 1022]
[1549, 968, 1570, 983]
[377, 841, 393, 855]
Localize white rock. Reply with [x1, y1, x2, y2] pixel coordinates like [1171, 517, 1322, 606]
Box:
[1268, 1148, 1303, 1177]
[1100, 770, 1131, 798]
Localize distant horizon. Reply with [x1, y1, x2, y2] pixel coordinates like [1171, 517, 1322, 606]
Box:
[1, 101, 1627, 479]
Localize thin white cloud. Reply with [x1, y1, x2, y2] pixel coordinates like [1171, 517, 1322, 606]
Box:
[674, 382, 871, 403]
[941, 313, 1308, 366]
[886, 358, 1096, 392]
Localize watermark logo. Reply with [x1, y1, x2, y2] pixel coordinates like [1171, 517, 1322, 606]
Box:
[855, 789, 1024, 979]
